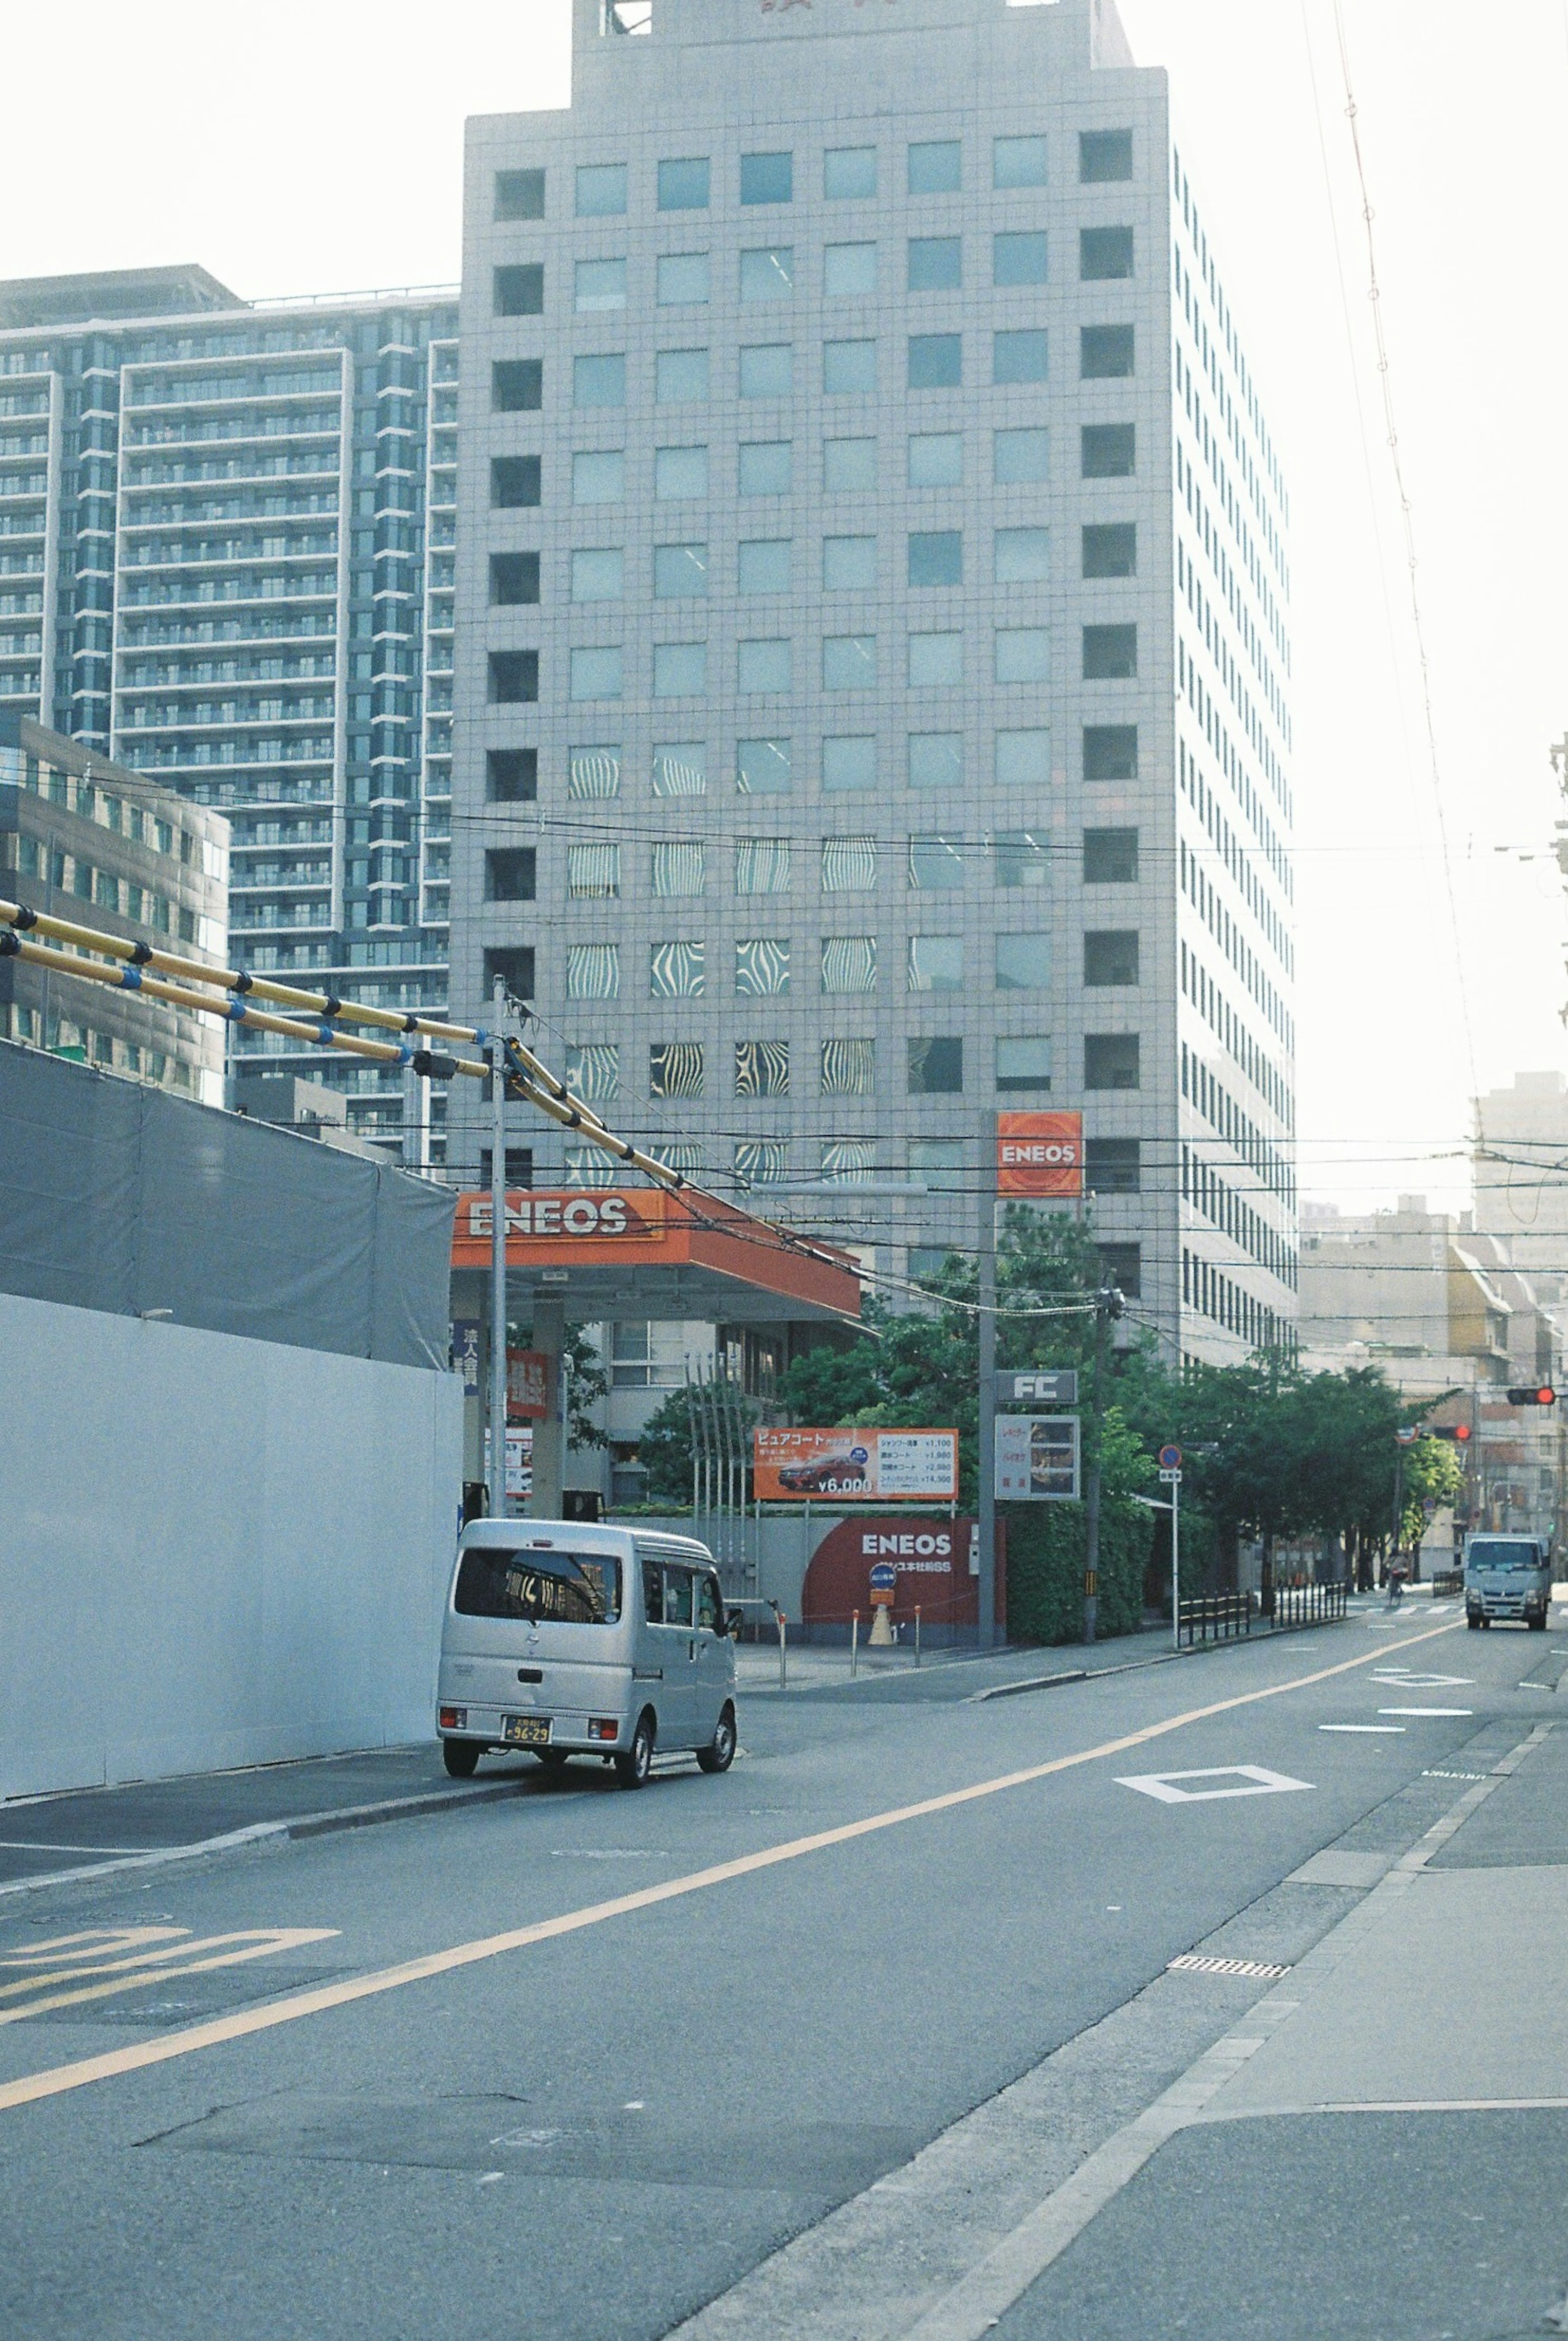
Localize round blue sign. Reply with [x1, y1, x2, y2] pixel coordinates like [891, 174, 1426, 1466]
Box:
[1158, 1444, 1182, 1470]
[869, 1562, 898, 1591]
[849, 1444, 870, 1465]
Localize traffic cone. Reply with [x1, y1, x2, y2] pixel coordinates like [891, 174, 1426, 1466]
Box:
[868, 1603, 894, 1646]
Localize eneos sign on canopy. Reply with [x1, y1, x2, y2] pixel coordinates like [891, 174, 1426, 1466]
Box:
[996, 1111, 1083, 1199]
[754, 1427, 958, 1503]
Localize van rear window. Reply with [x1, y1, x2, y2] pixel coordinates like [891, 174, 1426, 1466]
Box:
[455, 1547, 622, 1624]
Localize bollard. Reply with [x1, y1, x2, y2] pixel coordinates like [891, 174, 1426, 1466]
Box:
[915, 1606, 921, 1667]
[851, 1610, 859, 1678]
[777, 1604, 787, 1693]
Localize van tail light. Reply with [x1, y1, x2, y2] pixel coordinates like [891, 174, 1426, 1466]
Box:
[588, 1718, 618, 1742]
[439, 1706, 466, 1731]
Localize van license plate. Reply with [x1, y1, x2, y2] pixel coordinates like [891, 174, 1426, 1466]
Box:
[502, 1714, 551, 1747]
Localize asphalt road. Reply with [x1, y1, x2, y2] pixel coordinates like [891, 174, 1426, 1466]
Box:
[0, 1598, 1559, 2341]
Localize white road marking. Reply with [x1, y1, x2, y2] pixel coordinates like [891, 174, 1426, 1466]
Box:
[1370, 1671, 1473, 1688]
[1319, 1724, 1405, 1734]
[1116, 1764, 1313, 1805]
[1377, 1706, 1473, 1717]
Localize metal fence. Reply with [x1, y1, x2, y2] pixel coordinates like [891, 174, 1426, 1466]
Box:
[1178, 1592, 1255, 1646]
[1268, 1581, 1349, 1630]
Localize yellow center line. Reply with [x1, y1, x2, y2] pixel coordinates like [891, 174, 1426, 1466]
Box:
[0, 1931, 340, 2027]
[0, 1620, 1461, 2116]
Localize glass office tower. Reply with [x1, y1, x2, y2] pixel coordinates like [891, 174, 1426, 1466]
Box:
[0, 266, 459, 1155]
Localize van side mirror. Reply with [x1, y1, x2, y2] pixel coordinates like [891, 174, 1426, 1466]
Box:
[726, 1608, 744, 1640]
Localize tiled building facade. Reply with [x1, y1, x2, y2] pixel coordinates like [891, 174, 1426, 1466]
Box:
[449, 0, 1297, 1361]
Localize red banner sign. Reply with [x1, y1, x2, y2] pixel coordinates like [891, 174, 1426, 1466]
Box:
[996, 1111, 1083, 1199]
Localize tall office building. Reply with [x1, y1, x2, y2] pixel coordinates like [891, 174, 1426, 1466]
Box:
[0, 266, 459, 1153]
[450, 0, 1298, 1362]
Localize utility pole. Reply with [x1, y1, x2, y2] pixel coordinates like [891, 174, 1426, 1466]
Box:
[1082, 1283, 1123, 1646]
[488, 975, 508, 1518]
[977, 1112, 998, 1647]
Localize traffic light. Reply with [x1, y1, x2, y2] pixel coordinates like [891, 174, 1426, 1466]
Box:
[1506, 1386, 1557, 1407]
[1430, 1424, 1472, 1443]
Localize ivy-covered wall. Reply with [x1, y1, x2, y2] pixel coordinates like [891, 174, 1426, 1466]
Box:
[1004, 1498, 1154, 1645]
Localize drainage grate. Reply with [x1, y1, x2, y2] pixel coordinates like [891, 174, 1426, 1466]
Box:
[1167, 1952, 1292, 1981]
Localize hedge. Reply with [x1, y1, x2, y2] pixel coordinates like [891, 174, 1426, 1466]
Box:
[1003, 1497, 1153, 1645]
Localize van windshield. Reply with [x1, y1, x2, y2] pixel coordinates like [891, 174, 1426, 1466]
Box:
[455, 1546, 622, 1624]
[1467, 1541, 1542, 1573]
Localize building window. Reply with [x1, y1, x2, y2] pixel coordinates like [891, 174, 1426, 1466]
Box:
[655, 347, 708, 403]
[1084, 1034, 1140, 1090]
[1085, 931, 1139, 987]
[996, 932, 1049, 989]
[996, 1037, 1052, 1093]
[1080, 226, 1134, 280]
[909, 1036, 962, 1095]
[1082, 826, 1138, 883]
[654, 542, 709, 598]
[992, 830, 1048, 888]
[823, 736, 875, 792]
[737, 736, 791, 793]
[909, 530, 962, 588]
[568, 745, 622, 799]
[653, 642, 706, 697]
[655, 443, 709, 499]
[823, 536, 876, 591]
[996, 628, 1049, 684]
[996, 729, 1049, 786]
[650, 840, 706, 896]
[1084, 724, 1138, 780]
[908, 734, 961, 792]
[1082, 424, 1135, 478]
[995, 528, 1049, 584]
[657, 157, 710, 210]
[1084, 624, 1137, 679]
[909, 333, 962, 390]
[825, 146, 878, 199]
[909, 431, 962, 488]
[825, 243, 877, 297]
[568, 942, 620, 999]
[572, 449, 624, 503]
[576, 161, 627, 216]
[741, 247, 794, 300]
[995, 427, 1048, 486]
[739, 539, 791, 595]
[567, 1042, 620, 1101]
[574, 352, 626, 407]
[823, 438, 875, 493]
[1097, 1241, 1142, 1298]
[822, 836, 878, 891]
[735, 1141, 788, 1189]
[741, 150, 793, 205]
[490, 552, 540, 606]
[994, 329, 1047, 385]
[1083, 523, 1136, 578]
[737, 937, 791, 995]
[571, 547, 623, 601]
[736, 1040, 789, 1096]
[908, 235, 962, 292]
[487, 749, 537, 802]
[653, 742, 706, 797]
[657, 251, 709, 305]
[824, 339, 877, 395]
[490, 455, 540, 508]
[736, 838, 791, 893]
[650, 1041, 705, 1098]
[821, 1042, 876, 1098]
[740, 343, 793, 398]
[496, 168, 546, 220]
[650, 940, 704, 997]
[485, 847, 535, 901]
[568, 646, 621, 700]
[489, 650, 539, 704]
[909, 834, 964, 890]
[492, 359, 542, 412]
[1086, 1137, 1140, 1194]
[909, 631, 962, 687]
[822, 635, 876, 692]
[494, 264, 544, 317]
[908, 935, 964, 991]
[994, 133, 1047, 189]
[1080, 129, 1134, 183]
[908, 139, 961, 194]
[482, 947, 535, 1002]
[740, 440, 792, 495]
[993, 231, 1048, 287]
[568, 842, 621, 898]
[739, 638, 791, 694]
[1081, 324, 1134, 379]
[821, 936, 876, 993]
[575, 258, 627, 312]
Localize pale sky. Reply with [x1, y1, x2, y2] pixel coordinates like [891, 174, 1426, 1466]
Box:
[3, 0, 1564, 1216]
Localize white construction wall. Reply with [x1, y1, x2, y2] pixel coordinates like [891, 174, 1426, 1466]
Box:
[0, 1289, 463, 1800]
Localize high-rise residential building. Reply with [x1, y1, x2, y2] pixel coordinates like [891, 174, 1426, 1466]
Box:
[0, 266, 459, 1154]
[450, 0, 1298, 1363]
[1473, 1071, 1568, 1304]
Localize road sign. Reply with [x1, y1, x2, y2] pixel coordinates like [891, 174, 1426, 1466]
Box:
[868, 1561, 898, 1606]
[1002, 1369, 1079, 1408]
[1158, 1467, 1182, 1484]
[995, 1414, 1080, 1501]
[1395, 1427, 1419, 1445]
[1158, 1443, 1182, 1470]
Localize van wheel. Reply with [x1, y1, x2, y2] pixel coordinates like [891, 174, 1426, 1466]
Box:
[442, 1740, 481, 1779]
[615, 1710, 655, 1790]
[1467, 1614, 1481, 1630]
[697, 1702, 737, 1775]
[1530, 1613, 1548, 1630]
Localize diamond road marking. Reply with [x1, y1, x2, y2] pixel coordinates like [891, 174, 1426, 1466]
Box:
[1371, 1670, 1474, 1688]
[1116, 1764, 1314, 1805]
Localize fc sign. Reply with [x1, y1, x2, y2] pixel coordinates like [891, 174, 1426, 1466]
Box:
[996, 1111, 1083, 1199]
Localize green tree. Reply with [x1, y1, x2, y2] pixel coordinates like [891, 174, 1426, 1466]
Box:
[1399, 1434, 1465, 1550]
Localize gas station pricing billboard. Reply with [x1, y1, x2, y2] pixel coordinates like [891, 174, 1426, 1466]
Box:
[753, 1427, 959, 1503]
[995, 1414, 1081, 1501]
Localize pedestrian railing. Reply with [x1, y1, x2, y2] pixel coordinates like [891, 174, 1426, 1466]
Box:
[1429, 1569, 1462, 1596]
[1178, 1592, 1254, 1646]
[1268, 1581, 1349, 1630]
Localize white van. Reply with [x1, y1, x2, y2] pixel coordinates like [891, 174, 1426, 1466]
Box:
[436, 1520, 737, 1789]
